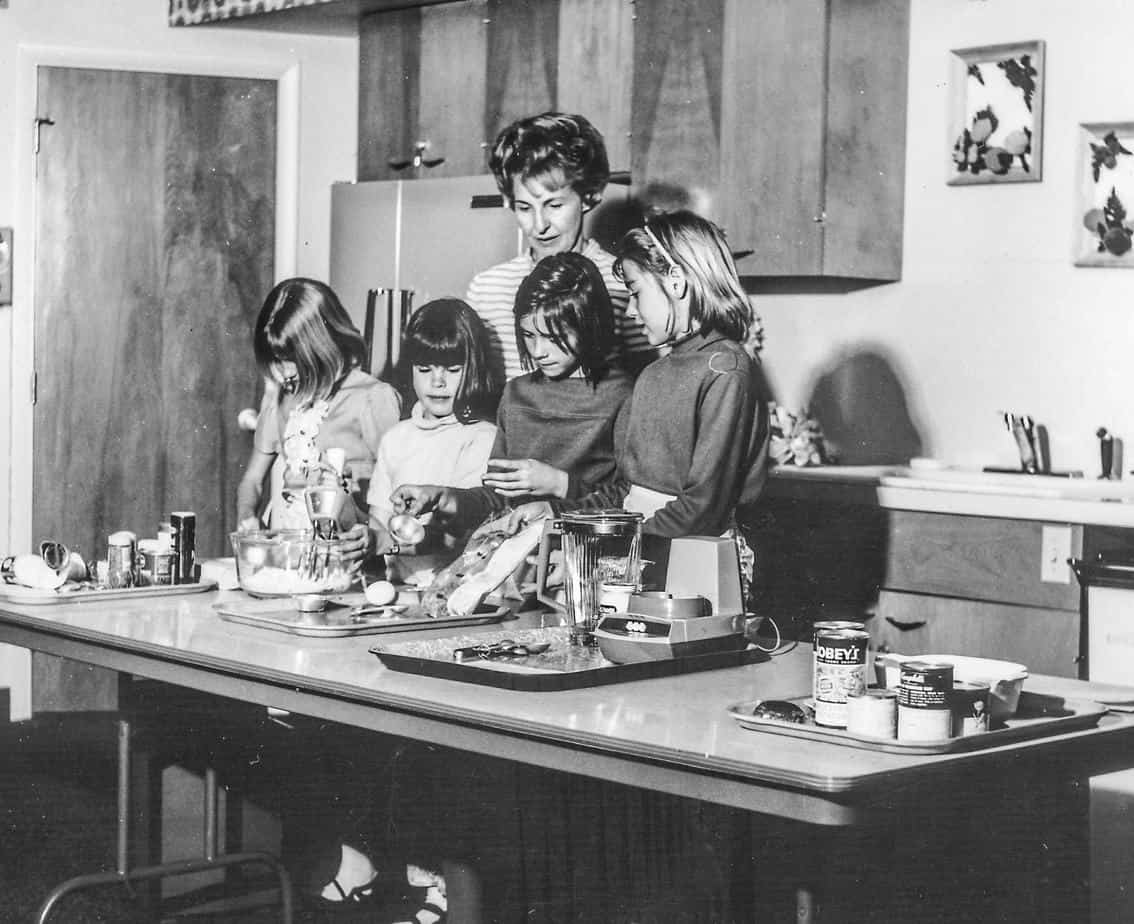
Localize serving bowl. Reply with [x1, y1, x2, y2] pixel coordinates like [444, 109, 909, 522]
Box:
[875, 652, 1028, 720]
[230, 530, 361, 597]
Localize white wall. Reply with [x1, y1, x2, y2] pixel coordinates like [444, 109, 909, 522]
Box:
[0, 1, 358, 551]
[760, 0, 1134, 476]
[0, 0, 357, 717]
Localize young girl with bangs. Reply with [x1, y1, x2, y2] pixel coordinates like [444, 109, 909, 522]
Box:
[392, 251, 633, 531]
[236, 277, 401, 533]
[359, 298, 500, 584]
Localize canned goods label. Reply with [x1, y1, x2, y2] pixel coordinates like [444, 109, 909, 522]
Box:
[898, 703, 954, 741]
[813, 628, 870, 728]
[951, 680, 990, 736]
[846, 688, 898, 739]
[897, 660, 954, 709]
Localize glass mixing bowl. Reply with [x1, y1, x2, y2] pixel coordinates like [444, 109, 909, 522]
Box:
[230, 529, 361, 597]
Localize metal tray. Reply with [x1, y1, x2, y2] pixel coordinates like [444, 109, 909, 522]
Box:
[373, 626, 768, 691]
[727, 690, 1107, 755]
[215, 598, 508, 637]
[0, 580, 218, 606]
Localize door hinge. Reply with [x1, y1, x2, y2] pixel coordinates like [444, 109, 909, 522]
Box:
[30, 371, 37, 406]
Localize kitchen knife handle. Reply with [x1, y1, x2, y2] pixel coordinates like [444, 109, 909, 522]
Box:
[1011, 419, 1038, 473]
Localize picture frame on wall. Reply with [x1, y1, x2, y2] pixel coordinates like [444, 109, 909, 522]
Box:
[948, 40, 1045, 185]
[1074, 121, 1134, 267]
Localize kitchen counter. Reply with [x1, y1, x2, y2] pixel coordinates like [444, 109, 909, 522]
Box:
[769, 463, 1134, 527]
[3, 587, 1134, 921]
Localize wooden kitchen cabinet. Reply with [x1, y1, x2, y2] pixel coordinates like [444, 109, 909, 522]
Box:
[884, 509, 1082, 611]
[359, 1, 492, 181]
[358, 0, 571, 182]
[877, 511, 1084, 677]
[875, 590, 1082, 678]
[633, 0, 909, 280]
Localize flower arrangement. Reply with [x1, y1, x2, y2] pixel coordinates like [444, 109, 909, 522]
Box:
[769, 404, 833, 467]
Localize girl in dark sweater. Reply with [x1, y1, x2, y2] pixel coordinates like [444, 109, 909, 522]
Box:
[393, 250, 633, 529]
[512, 209, 770, 542]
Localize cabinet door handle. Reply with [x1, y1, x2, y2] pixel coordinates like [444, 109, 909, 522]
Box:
[885, 617, 926, 632]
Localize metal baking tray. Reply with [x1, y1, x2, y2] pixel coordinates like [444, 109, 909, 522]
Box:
[727, 690, 1107, 755]
[373, 626, 768, 691]
[215, 598, 508, 637]
[0, 580, 218, 606]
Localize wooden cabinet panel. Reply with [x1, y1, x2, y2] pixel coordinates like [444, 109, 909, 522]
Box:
[359, 6, 422, 182]
[885, 510, 1082, 611]
[484, 0, 560, 147]
[359, 1, 489, 181]
[821, 0, 909, 278]
[875, 590, 1082, 679]
[720, 0, 908, 278]
[720, 0, 827, 271]
[420, 0, 490, 176]
[556, 0, 633, 171]
[630, 0, 724, 216]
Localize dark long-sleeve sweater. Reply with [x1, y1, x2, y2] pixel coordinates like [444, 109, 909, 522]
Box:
[450, 368, 634, 528]
[560, 332, 770, 538]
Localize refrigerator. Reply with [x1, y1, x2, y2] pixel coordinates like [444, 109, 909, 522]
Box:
[329, 173, 637, 381]
[330, 175, 522, 380]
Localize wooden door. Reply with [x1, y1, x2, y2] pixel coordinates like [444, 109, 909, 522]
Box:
[31, 66, 275, 710]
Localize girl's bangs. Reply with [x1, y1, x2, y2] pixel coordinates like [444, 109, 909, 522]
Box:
[404, 332, 467, 368]
[529, 306, 574, 354]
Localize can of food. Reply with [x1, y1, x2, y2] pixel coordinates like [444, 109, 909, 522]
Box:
[951, 679, 991, 736]
[813, 627, 870, 728]
[170, 511, 196, 584]
[846, 687, 898, 739]
[897, 660, 955, 741]
[813, 620, 867, 636]
[136, 539, 175, 587]
[106, 531, 137, 589]
[598, 581, 637, 616]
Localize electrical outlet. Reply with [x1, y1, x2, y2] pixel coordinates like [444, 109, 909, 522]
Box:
[0, 228, 11, 305]
[1041, 525, 1072, 583]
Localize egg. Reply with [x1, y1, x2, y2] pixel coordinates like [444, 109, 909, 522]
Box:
[365, 580, 398, 606]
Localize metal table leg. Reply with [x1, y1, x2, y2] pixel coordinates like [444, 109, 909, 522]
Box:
[34, 718, 294, 923]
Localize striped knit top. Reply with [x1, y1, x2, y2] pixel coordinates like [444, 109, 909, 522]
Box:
[464, 238, 654, 382]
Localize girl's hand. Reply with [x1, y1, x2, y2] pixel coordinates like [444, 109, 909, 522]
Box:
[237, 516, 261, 534]
[391, 484, 456, 519]
[337, 523, 373, 564]
[504, 501, 554, 536]
[482, 459, 569, 499]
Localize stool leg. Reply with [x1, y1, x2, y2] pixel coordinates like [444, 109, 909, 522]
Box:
[204, 766, 219, 861]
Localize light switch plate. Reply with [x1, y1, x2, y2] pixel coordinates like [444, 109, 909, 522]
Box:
[1041, 525, 1072, 583]
[0, 228, 11, 305]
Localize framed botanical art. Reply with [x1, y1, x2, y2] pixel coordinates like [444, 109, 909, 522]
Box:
[1074, 122, 1134, 266]
[948, 41, 1045, 185]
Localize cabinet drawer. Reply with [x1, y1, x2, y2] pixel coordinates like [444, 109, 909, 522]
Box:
[874, 590, 1081, 678]
[884, 510, 1082, 610]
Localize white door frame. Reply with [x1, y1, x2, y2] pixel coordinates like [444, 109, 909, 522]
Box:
[5, 44, 300, 720]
